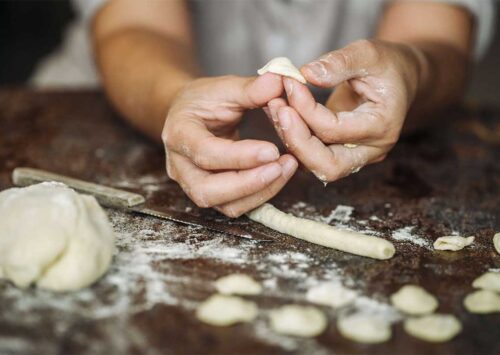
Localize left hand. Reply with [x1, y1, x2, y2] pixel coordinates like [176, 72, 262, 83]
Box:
[267, 39, 425, 182]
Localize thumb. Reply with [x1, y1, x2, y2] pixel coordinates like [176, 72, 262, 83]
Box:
[222, 72, 284, 109]
[301, 40, 378, 88]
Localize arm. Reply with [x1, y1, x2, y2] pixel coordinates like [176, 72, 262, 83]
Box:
[92, 0, 197, 141]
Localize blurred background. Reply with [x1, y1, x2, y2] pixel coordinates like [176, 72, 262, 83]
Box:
[0, 0, 498, 107]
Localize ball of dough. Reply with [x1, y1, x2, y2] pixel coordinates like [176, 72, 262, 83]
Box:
[269, 304, 327, 337]
[463, 289, 500, 314]
[472, 272, 500, 293]
[306, 283, 357, 309]
[0, 182, 115, 291]
[390, 285, 438, 315]
[215, 274, 262, 295]
[337, 313, 392, 344]
[404, 314, 462, 342]
[433, 236, 474, 251]
[196, 294, 258, 326]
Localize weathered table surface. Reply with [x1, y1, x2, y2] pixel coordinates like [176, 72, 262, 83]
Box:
[0, 89, 498, 355]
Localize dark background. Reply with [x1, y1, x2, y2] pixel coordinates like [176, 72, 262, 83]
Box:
[0, 0, 499, 106]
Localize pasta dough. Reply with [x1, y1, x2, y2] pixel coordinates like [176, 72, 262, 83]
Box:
[247, 204, 395, 260]
[257, 57, 307, 84]
[463, 290, 500, 314]
[404, 314, 462, 342]
[0, 182, 115, 291]
[433, 236, 474, 251]
[215, 274, 262, 295]
[269, 304, 327, 337]
[337, 313, 392, 344]
[196, 294, 258, 326]
[306, 282, 357, 308]
[390, 285, 438, 315]
[494, 232, 500, 254]
[472, 271, 500, 293]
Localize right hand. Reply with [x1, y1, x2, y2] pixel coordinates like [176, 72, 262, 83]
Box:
[162, 74, 299, 217]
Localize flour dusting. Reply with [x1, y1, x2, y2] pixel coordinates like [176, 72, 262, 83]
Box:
[391, 226, 430, 248]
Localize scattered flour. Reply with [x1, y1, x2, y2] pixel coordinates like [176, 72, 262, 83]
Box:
[391, 226, 430, 248]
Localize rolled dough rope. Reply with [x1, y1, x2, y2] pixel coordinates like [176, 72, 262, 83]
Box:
[257, 57, 307, 84]
[247, 204, 395, 260]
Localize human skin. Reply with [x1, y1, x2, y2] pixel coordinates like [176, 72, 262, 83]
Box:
[93, 0, 472, 216]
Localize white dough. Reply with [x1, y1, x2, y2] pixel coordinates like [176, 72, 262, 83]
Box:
[404, 314, 462, 342]
[390, 285, 438, 315]
[257, 57, 307, 84]
[433, 235, 474, 251]
[215, 273, 262, 295]
[494, 232, 500, 254]
[463, 289, 500, 314]
[472, 271, 500, 293]
[269, 304, 327, 337]
[196, 294, 258, 326]
[306, 283, 357, 309]
[0, 182, 115, 291]
[247, 204, 395, 260]
[337, 313, 392, 344]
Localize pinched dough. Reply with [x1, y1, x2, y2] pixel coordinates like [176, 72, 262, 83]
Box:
[433, 236, 474, 251]
[463, 289, 500, 314]
[337, 313, 392, 344]
[257, 57, 307, 84]
[269, 305, 327, 337]
[306, 283, 357, 309]
[472, 271, 500, 293]
[390, 285, 438, 315]
[215, 274, 262, 295]
[494, 232, 500, 254]
[0, 182, 115, 291]
[247, 204, 395, 260]
[196, 294, 258, 326]
[404, 314, 462, 342]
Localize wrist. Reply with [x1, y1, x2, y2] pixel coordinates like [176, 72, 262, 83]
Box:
[403, 44, 433, 103]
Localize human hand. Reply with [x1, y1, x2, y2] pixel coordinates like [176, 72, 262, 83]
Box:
[162, 74, 298, 217]
[267, 40, 424, 183]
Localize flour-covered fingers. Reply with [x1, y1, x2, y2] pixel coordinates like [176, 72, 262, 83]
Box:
[215, 155, 298, 217]
[282, 78, 384, 144]
[170, 154, 284, 208]
[165, 118, 280, 170]
[267, 98, 288, 142]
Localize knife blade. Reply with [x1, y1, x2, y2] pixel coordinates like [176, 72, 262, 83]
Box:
[11, 167, 271, 242]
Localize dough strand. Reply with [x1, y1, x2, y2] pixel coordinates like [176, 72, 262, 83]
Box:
[247, 204, 395, 260]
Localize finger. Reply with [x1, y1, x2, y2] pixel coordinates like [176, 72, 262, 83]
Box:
[171, 154, 285, 208]
[300, 39, 380, 87]
[276, 106, 383, 182]
[166, 118, 280, 170]
[267, 97, 288, 143]
[283, 78, 384, 143]
[215, 155, 298, 217]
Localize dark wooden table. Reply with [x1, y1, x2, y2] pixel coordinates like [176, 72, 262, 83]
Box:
[0, 89, 498, 355]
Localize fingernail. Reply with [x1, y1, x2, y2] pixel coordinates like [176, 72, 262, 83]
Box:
[260, 164, 282, 183]
[306, 61, 327, 78]
[278, 110, 291, 130]
[281, 158, 297, 177]
[257, 146, 279, 163]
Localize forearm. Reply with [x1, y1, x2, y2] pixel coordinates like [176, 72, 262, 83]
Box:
[93, 27, 197, 142]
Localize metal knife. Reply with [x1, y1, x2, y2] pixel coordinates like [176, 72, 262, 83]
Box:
[11, 167, 271, 242]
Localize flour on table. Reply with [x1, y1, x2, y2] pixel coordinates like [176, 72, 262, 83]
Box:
[269, 304, 327, 337]
[403, 314, 462, 342]
[196, 294, 258, 326]
[215, 274, 262, 296]
[391, 226, 430, 248]
[390, 285, 438, 315]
